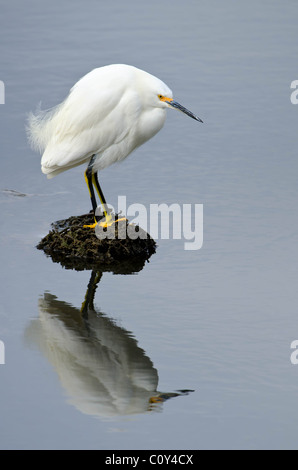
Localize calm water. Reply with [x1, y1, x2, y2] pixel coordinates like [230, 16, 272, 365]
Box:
[1, 0, 298, 450]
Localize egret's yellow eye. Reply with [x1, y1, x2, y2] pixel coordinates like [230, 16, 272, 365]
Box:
[159, 95, 173, 103]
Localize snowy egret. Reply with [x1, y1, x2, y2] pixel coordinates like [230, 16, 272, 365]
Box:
[27, 64, 202, 227]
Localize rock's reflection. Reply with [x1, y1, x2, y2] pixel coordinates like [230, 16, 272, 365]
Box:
[26, 271, 193, 417]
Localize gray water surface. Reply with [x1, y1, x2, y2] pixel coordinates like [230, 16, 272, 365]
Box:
[0, 0, 298, 450]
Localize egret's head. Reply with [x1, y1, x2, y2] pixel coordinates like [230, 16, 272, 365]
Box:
[137, 67, 203, 122]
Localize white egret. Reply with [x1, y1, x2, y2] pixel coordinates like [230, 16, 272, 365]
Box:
[27, 64, 202, 227]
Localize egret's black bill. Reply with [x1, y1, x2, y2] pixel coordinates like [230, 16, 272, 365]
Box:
[169, 100, 203, 123]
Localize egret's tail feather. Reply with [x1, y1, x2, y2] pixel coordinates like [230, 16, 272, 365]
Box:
[26, 102, 62, 154]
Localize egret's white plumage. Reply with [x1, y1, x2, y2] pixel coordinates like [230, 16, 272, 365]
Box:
[27, 64, 202, 224]
[28, 64, 174, 177]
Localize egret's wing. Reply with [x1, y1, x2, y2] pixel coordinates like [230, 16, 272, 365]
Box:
[36, 67, 139, 175]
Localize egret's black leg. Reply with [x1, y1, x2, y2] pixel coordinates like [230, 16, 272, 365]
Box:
[92, 171, 109, 219]
[84, 154, 127, 229]
[84, 155, 112, 228]
[93, 170, 127, 226]
[84, 155, 98, 222]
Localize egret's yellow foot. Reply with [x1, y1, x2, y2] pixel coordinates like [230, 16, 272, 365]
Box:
[99, 216, 127, 228]
[83, 221, 98, 229]
[83, 216, 127, 229]
[83, 213, 113, 229]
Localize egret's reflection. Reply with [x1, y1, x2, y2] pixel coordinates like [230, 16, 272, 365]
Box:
[26, 271, 193, 418]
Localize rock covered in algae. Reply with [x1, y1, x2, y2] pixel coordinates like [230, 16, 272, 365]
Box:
[37, 213, 156, 272]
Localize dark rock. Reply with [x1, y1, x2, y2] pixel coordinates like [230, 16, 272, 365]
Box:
[37, 213, 156, 272]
